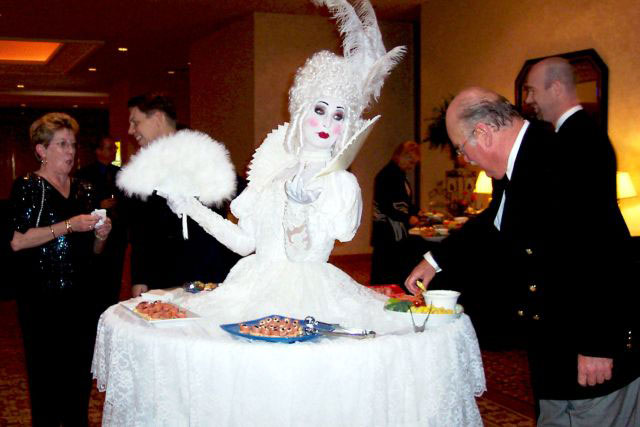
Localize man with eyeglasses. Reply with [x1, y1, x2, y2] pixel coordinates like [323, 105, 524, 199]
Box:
[405, 87, 638, 426]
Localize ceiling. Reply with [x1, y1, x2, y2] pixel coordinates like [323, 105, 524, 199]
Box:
[0, 0, 422, 109]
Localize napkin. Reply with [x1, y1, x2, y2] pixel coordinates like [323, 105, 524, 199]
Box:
[92, 209, 107, 227]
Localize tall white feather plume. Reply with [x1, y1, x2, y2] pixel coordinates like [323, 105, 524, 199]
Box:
[311, 0, 405, 109]
[116, 129, 236, 207]
[363, 45, 406, 102]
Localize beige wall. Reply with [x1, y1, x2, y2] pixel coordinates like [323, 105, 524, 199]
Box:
[190, 16, 255, 172]
[191, 12, 415, 255]
[420, 0, 640, 235]
[109, 68, 190, 163]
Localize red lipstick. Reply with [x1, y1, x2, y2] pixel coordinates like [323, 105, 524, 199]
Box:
[318, 132, 329, 139]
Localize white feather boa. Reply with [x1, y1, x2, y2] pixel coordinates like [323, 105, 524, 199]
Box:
[116, 129, 236, 207]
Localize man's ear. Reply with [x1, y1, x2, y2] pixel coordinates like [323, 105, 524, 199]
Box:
[151, 110, 165, 127]
[550, 80, 564, 98]
[475, 123, 493, 148]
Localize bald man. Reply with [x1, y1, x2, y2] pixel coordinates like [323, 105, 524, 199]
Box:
[405, 87, 638, 426]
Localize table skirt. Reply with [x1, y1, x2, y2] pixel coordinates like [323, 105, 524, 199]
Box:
[92, 304, 485, 426]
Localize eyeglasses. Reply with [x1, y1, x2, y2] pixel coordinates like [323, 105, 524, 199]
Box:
[455, 129, 477, 157]
[455, 139, 469, 157]
[50, 139, 77, 150]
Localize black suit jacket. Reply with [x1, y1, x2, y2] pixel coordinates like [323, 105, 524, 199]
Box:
[127, 193, 239, 289]
[432, 120, 638, 399]
[75, 162, 121, 202]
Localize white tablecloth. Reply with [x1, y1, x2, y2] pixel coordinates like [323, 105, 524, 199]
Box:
[92, 302, 486, 426]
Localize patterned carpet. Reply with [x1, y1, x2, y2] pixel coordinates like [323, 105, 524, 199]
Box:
[0, 254, 535, 426]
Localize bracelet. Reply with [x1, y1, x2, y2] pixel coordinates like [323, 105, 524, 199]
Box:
[65, 219, 73, 234]
[49, 225, 57, 239]
[94, 231, 107, 241]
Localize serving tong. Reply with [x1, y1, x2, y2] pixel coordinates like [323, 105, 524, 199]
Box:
[407, 304, 433, 333]
[304, 316, 376, 339]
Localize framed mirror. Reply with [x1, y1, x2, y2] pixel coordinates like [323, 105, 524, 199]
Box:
[515, 48, 608, 131]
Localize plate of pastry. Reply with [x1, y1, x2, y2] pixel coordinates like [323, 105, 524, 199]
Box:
[120, 299, 201, 327]
[220, 314, 334, 343]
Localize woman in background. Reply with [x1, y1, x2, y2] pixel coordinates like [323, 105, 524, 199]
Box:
[10, 112, 111, 426]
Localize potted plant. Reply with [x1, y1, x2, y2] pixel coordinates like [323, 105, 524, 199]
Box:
[424, 97, 478, 216]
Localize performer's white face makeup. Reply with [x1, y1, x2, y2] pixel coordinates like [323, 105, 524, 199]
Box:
[302, 97, 346, 152]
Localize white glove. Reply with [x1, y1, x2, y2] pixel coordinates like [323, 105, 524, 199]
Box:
[157, 192, 199, 239]
[157, 191, 255, 256]
[159, 192, 197, 218]
[285, 171, 321, 204]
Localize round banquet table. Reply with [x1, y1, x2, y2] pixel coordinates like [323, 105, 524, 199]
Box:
[92, 296, 486, 426]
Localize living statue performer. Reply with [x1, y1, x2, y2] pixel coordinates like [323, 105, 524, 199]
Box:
[126, 0, 405, 331]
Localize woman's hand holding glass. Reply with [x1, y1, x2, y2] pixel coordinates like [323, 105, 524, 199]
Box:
[94, 216, 112, 240]
[69, 214, 100, 233]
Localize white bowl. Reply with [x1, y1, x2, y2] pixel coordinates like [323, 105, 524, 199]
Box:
[423, 290, 460, 310]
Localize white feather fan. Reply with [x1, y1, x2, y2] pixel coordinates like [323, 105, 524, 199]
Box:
[116, 129, 236, 207]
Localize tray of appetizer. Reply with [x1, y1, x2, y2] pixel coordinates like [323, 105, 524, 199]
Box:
[220, 315, 375, 343]
[120, 300, 201, 326]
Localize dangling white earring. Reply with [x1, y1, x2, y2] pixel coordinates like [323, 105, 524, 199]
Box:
[41, 157, 47, 165]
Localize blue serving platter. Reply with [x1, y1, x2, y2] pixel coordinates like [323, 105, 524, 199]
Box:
[220, 314, 334, 343]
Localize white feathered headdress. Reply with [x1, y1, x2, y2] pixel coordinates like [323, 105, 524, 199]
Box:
[284, 0, 406, 156]
[116, 129, 236, 206]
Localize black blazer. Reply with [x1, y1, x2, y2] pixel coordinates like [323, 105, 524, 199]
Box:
[432, 120, 638, 399]
[127, 193, 239, 289]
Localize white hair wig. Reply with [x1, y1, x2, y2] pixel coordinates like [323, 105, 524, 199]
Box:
[284, 0, 405, 157]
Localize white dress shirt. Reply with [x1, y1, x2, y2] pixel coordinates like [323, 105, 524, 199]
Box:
[554, 105, 582, 132]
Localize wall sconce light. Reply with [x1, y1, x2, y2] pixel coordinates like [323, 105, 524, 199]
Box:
[617, 171, 637, 200]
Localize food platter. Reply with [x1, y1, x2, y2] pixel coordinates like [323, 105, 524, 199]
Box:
[422, 235, 447, 243]
[408, 227, 447, 242]
[366, 284, 407, 298]
[384, 304, 464, 328]
[119, 300, 201, 327]
[220, 315, 335, 343]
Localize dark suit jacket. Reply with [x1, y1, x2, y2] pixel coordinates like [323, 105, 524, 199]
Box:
[75, 162, 121, 203]
[127, 193, 239, 289]
[432, 119, 638, 400]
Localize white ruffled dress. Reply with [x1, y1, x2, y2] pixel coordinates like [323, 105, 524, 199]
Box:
[175, 158, 407, 334]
